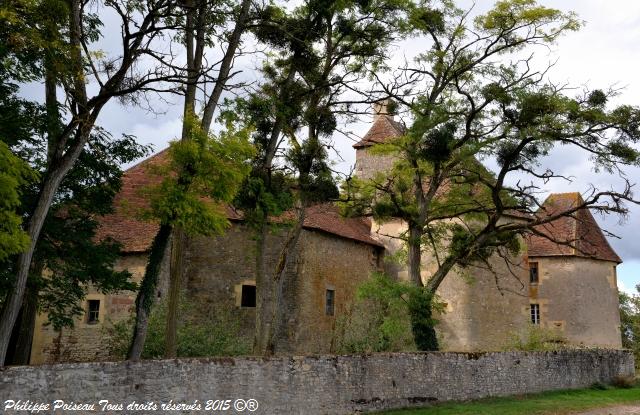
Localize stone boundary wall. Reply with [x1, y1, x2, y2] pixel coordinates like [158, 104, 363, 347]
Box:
[0, 350, 634, 414]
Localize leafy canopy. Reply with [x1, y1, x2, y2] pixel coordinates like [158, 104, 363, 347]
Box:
[144, 115, 255, 236]
[0, 141, 37, 262]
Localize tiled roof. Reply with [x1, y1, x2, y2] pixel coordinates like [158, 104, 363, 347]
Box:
[527, 192, 621, 263]
[353, 116, 405, 148]
[95, 150, 169, 253]
[96, 150, 382, 252]
[303, 204, 384, 248]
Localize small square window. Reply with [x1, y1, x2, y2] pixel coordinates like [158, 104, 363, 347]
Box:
[87, 300, 100, 324]
[529, 262, 539, 284]
[240, 284, 256, 308]
[325, 289, 335, 316]
[530, 304, 540, 325]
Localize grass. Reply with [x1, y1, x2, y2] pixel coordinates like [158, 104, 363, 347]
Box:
[378, 383, 640, 415]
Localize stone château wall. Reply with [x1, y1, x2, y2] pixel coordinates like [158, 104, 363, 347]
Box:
[1, 350, 633, 414]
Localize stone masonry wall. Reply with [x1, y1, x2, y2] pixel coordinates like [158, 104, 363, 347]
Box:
[30, 250, 171, 365]
[354, 147, 397, 180]
[291, 230, 382, 354]
[530, 256, 622, 348]
[184, 222, 290, 342]
[371, 218, 530, 351]
[1, 350, 634, 414]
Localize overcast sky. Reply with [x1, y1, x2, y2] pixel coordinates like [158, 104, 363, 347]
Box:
[28, 0, 639, 294]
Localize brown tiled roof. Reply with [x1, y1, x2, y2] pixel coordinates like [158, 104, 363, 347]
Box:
[303, 204, 383, 248]
[527, 192, 621, 263]
[95, 150, 168, 253]
[353, 116, 405, 148]
[97, 150, 382, 252]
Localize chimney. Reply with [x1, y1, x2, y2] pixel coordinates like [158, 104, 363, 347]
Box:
[372, 99, 393, 122]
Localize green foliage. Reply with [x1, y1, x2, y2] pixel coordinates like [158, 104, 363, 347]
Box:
[619, 287, 640, 369]
[475, 0, 581, 37]
[0, 0, 71, 83]
[106, 295, 251, 359]
[407, 288, 439, 351]
[234, 0, 412, 230]
[144, 115, 255, 236]
[503, 324, 568, 351]
[0, 141, 37, 262]
[334, 273, 442, 353]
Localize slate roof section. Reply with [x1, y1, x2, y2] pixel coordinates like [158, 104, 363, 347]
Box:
[96, 150, 382, 253]
[527, 192, 622, 263]
[353, 115, 405, 148]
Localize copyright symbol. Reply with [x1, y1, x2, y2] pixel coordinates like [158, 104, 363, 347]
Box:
[246, 399, 258, 412]
[234, 399, 246, 411]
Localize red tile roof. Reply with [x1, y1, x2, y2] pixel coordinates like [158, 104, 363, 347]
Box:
[95, 150, 168, 253]
[353, 116, 405, 148]
[527, 193, 621, 263]
[303, 204, 383, 248]
[96, 150, 382, 252]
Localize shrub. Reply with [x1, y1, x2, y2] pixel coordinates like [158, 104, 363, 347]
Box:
[332, 273, 437, 353]
[504, 324, 568, 351]
[105, 294, 251, 359]
[590, 382, 609, 391]
[611, 375, 636, 389]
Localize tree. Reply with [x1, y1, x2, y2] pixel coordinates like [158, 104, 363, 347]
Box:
[0, 142, 36, 263]
[619, 286, 640, 367]
[127, 116, 254, 360]
[163, 0, 254, 358]
[0, 0, 190, 365]
[234, 0, 411, 354]
[344, 0, 640, 350]
[0, 4, 151, 363]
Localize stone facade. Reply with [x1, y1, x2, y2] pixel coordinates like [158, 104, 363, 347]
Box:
[1, 350, 634, 414]
[353, 115, 624, 352]
[528, 256, 622, 348]
[26, 113, 625, 363]
[371, 219, 530, 351]
[30, 222, 383, 363]
[354, 147, 398, 180]
[30, 251, 170, 365]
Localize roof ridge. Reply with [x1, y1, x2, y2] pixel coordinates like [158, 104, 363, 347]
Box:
[124, 147, 170, 174]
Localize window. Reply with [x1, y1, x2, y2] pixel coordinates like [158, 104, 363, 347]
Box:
[529, 262, 539, 284]
[240, 284, 256, 308]
[87, 300, 100, 324]
[325, 289, 335, 316]
[530, 304, 540, 325]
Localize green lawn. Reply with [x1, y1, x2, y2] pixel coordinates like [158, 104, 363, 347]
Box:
[378, 384, 640, 415]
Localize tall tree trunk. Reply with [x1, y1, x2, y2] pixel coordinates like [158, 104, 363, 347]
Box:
[407, 219, 438, 351]
[0, 0, 101, 366]
[165, 0, 252, 358]
[407, 222, 424, 287]
[0, 144, 93, 365]
[128, 224, 172, 360]
[253, 222, 271, 353]
[265, 205, 306, 355]
[165, 228, 185, 358]
[9, 281, 39, 365]
[252, 64, 298, 355]
[201, 0, 252, 131]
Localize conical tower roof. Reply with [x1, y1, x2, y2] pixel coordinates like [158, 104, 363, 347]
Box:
[353, 115, 405, 148]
